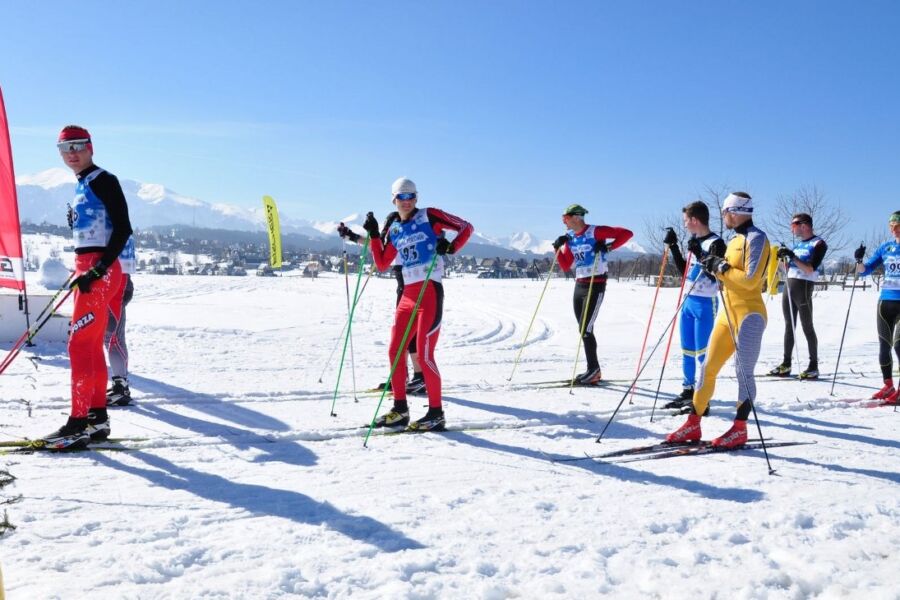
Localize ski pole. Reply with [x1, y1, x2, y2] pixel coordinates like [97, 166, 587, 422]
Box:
[780, 253, 802, 370]
[364, 249, 441, 447]
[715, 282, 775, 475]
[317, 272, 372, 383]
[28, 273, 75, 337]
[595, 275, 701, 443]
[628, 247, 669, 403]
[329, 233, 371, 416]
[343, 249, 360, 402]
[831, 250, 864, 396]
[508, 251, 560, 382]
[0, 287, 74, 376]
[568, 247, 604, 393]
[0, 276, 74, 374]
[650, 253, 692, 422]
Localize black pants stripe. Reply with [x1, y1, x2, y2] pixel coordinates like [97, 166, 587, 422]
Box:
[782, 278, 818, 368]
[877, 299, 900, 380]
[573, 281, 606, 371]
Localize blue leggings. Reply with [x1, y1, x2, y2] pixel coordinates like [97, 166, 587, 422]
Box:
[680, 295, 716, 388]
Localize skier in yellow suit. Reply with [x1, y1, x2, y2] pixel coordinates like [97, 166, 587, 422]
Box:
[667, 191, 771, 448]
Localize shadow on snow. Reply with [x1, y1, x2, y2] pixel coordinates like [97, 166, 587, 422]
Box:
[94, 451, 424, 553]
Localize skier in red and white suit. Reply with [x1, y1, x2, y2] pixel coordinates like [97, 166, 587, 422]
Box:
[365, 177, 473, 431]
[42, 125, 132, 449]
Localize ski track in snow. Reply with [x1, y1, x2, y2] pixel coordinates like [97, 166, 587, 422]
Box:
[1, 273, 898, 599]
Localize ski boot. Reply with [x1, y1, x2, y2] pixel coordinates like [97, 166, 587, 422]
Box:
[798, 368, 819, 380]
[86, 408, 111, 441]
[768, 363, 791, 377]
[575, 367, 602, 385]
[872, 380, 896, 400]
[406, 372, 426, 395]
[373, 404, 410, 428]
[883, 388, 900, 405]
[40, 417, 90, 451]
[711, 419, 748, 449]
[106, 376, 132, 406]
[407, 408, 446, 432]
[663, 387, 694, 410]
[666, 414, 702, 444]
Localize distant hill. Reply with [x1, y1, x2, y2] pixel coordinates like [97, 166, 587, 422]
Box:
[16, 168, 647, 260]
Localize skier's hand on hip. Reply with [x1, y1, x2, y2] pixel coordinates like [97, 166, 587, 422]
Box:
[436, 238, 453, 255]
[594, 239, 609, 254]
[70, 263, 107, 293]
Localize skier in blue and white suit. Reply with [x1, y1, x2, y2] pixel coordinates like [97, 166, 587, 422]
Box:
[662, 201, 726, 410]
[857, 210, 900, 404]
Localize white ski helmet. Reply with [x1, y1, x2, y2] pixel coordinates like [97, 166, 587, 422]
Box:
[391, 177, 417, 197]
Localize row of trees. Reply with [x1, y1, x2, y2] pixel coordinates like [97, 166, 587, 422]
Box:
[641, 185, 855, 258]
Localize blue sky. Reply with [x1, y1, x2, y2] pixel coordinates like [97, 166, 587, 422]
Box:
[2, 1, 898, 250]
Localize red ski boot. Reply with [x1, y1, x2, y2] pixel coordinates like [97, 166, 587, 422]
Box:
[666, 414, 702, 444]
[872, 380, 896, 400]
[883, 388, 899, 405]
[711, 419, 748, 449]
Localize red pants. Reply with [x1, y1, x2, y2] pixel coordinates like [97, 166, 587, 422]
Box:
[69, 253, 122, 417]
[389, 281, 443, 408]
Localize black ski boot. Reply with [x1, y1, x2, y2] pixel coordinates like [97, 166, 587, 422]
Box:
[106, 376, 132, 406]
[40, 417, 90, 450]
[798, 365, 819, 380]
[575, 367, 602, 385]
[768, 363, 791, 377]
[406, 372, 426, 395]
[87, 408, 111, 441]
[663, 387, 694, 409]
[373, 403, 410, 428]
[407, 408, 446, 432]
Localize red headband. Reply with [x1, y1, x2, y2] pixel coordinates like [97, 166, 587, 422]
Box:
[58, 126, 92, 143]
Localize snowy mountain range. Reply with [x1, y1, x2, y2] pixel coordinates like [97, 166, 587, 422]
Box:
[15, 168, 646, 259]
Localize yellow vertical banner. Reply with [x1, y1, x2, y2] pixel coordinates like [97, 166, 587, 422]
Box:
[262, 195, 282, 268]
[766, 242, 781, 296]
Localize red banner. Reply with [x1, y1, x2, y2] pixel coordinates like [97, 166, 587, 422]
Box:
[0, 85, 26, 291]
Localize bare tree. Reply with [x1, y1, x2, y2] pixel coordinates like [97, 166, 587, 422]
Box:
[863, 223, 891, 261]
[699, 184, 730, 237]
[763, 185, 848, 257]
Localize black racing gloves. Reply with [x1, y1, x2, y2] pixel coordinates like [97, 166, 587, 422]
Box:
[854, 244, 866, 263]
[663, 228, 678, 247]
[436, 238, 453, 255]
[337, 223, 361, 243]
[363, 212, 380, 238]
[70, 263, 107, 293]
[552, 235, 568, 251]
[686, 237, 703, 260]
[700, 255, 729, 275]
[777, 247, 795, 260]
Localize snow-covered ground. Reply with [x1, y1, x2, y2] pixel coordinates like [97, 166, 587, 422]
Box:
[0, 272, 897, 599]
